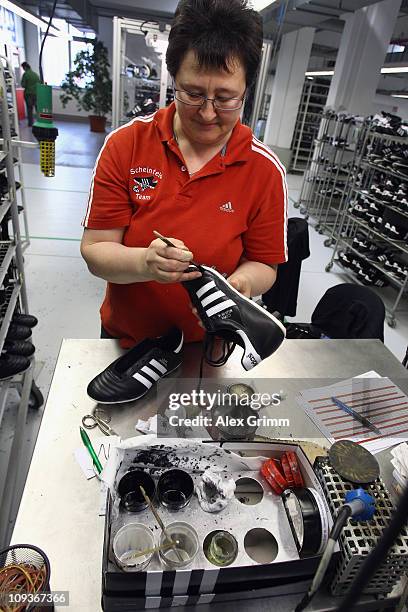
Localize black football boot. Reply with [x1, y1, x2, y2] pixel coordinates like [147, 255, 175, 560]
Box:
[183, 265, 286, 371]
[87, 327, 183, 404]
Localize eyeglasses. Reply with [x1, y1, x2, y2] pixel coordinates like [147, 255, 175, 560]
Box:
[173, 85, 245, 111]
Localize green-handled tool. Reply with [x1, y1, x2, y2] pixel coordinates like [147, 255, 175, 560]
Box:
[80, 426, 103, 474]
[32, 83, 58, 177]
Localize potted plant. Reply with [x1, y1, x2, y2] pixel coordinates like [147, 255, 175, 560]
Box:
[60, 40, 112, 132]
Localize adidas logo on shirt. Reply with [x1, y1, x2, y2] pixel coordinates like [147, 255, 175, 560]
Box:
[219, 201, 234, 213]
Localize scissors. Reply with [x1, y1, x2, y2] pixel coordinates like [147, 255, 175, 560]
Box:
[82, 408, 118, 436]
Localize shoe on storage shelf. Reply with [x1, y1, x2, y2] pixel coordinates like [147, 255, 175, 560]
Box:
[87, 327, 183, 404]
[182, 264, 286, 371]
[368, 201, 383, 215]
[0, 353, 31, 380]
[5, 324, 32, 341]
[393, 186, 408, 200]
[367, 214, 382, 230]
[338, 251, 354, 269]
[12, 313, 38, 328]
[382, 222, 406, 241]
[369, 184, 382, 197]
[351, 256, 364, 271]
[379, 189, 394, 203]
[385, 178, 399, 190]
[392, 197, 408, 214]
[352, 234, 371, 254]
[3, 339, 35, 357]
[370, 273, 389, 288]
[349, 203, 369, 220]
[395, 264, 408, 281]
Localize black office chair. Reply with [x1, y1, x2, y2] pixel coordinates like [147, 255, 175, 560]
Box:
[285, 283, 386, 342]
[262, 218, 310, 318]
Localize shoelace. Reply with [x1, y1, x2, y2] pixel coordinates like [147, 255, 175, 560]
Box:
[196, 333, 236, 392]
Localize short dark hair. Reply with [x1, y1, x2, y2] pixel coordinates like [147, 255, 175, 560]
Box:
[166, 0, 263, 87]
[22, 62, 30, 70]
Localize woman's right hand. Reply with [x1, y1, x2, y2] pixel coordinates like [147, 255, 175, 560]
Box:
[144, 237, 202, 283]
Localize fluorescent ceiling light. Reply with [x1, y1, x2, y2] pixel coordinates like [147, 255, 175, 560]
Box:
[391, 94, 408, 98]
[305, 67, 408, 77]
[381, 66, 408, 73]
[251, 0, 278, 11]
[0, 0, 71, 38]
[305, 70, 334, 76]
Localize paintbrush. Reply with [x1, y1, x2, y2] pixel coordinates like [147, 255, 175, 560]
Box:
[153, 230, 201, 269]
[121, 541, 174, 563]
[139, 485, 184, 562]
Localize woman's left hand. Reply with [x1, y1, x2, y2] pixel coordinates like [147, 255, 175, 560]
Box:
[227, 273, 252, 298]
[190, 272, 252, 327]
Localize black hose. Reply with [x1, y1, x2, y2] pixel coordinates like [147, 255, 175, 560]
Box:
[335, 482, 408, 612]
[39, 0, 58, 83]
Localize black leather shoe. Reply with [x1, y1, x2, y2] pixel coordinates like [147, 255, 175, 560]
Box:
[12, 313, 38, 328]
[87, 327, 183, 404]
[338, 251, 353, 269]
[352, 234, 370, 254]
[183, 265, 286, 371]
[350, 203, 369, 220]
[0, 353, 30, 380]
[3, 339, 35, 357]
[383, 222, 404, 240]
[6, 324, 32, 341]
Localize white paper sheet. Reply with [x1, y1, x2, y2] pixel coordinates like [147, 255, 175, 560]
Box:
[74, 435, 121, 479]
[298, 375, 408, 454]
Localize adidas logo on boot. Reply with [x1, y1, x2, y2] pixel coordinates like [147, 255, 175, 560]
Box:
[87, 327, 183, 404]
[182, 265, 286, 371]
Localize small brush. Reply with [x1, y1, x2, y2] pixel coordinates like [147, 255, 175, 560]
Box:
[120, 541, 174, 563]
[153, 230, 201, 269]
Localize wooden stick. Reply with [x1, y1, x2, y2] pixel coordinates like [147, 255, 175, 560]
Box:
[139, 486, 184, 562]
[121, 541, 174, 563]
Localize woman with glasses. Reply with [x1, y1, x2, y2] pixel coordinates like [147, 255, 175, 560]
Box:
[81, 0, 288, 348]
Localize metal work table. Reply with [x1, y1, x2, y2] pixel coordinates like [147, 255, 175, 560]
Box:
[11, 339, 408, 611]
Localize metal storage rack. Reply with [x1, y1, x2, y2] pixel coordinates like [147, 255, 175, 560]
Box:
[290, 78, 330, 173]
[295, 110, 363, 243]
[2, 60, 30, 250]
[326, 124, 408, 328]
[0, 56, 42, 548]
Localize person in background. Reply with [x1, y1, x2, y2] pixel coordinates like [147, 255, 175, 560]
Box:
[81, 0, 288, 348]
[21, 62, 40, 127]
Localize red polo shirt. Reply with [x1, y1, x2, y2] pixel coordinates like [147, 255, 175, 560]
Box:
[83, 103, 288, 347]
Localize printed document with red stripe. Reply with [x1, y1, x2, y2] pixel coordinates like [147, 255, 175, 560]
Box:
[298, 375, 408, 454]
